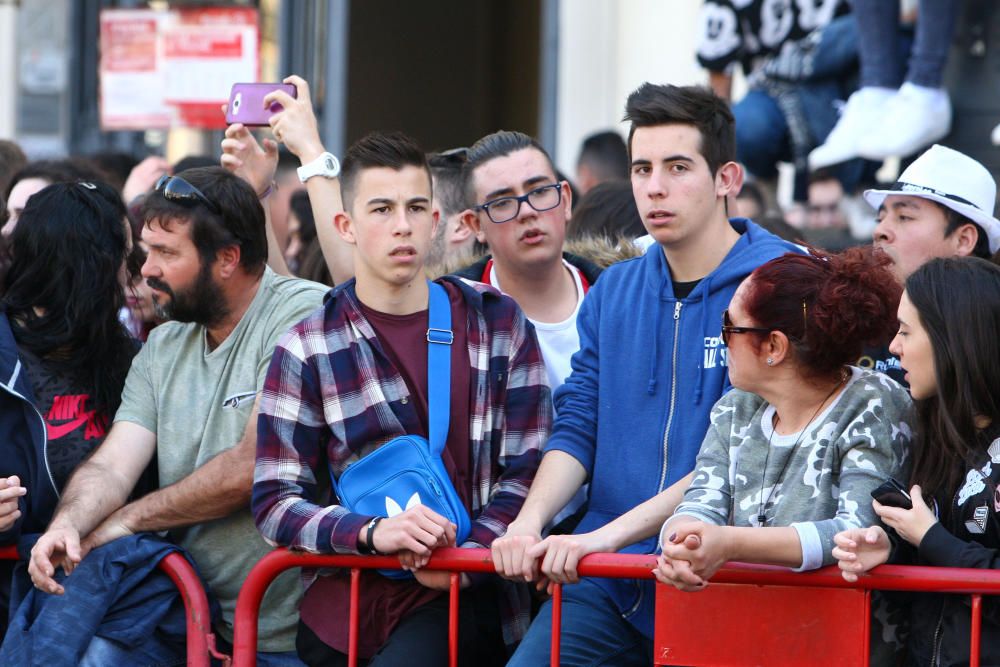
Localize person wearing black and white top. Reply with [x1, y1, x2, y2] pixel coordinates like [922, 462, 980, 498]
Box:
[835, 258, 1000, 667]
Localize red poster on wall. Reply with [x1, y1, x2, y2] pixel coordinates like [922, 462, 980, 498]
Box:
[99, 7, 258, 130]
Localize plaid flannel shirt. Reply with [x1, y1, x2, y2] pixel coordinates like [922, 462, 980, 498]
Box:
[253, 277, 549, 640]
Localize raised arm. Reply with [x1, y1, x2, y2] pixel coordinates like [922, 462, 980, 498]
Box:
[265, 75, 354, 284]
[219, 120, 291, 276]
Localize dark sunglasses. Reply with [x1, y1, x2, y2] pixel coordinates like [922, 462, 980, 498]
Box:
[155, 174, 221, 214]
[721, 309, 772, 347]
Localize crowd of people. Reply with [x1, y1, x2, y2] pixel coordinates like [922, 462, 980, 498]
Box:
[0, 7, 997, 664]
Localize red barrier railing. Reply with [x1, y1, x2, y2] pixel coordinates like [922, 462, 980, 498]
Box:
[0, 544, 225, 666]
[231, 548, 657, 667]
[232, 547, 1000, 667]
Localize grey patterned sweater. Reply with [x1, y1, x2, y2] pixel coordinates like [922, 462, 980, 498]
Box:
[670, 366, 913, 569]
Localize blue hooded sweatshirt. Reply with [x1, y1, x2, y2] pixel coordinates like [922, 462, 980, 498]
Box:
[544, 218, 802, 637]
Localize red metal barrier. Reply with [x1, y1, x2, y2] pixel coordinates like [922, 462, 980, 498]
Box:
[232, 547, 1000, 667]
[0, 544, 223, 666]
[231, 548, 657, 667]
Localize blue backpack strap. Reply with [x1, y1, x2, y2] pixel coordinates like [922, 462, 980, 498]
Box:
[426, 281, 453, 457]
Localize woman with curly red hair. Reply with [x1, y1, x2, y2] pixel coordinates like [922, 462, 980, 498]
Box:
[653, 247, 912, 595]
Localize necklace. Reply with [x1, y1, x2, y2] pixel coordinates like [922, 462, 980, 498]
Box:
[755, 369, 849, 527]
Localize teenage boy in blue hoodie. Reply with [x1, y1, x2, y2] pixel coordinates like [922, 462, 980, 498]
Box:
[495, 83, 802, 665]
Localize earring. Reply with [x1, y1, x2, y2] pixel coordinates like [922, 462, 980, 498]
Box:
[766, 358, 774, 366]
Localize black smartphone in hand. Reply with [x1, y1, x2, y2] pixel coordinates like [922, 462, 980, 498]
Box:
[871, 478, 913, 510]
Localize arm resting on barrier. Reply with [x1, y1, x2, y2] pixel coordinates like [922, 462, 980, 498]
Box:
[28, 421, 156, 594]
[491, 451, 587, 581]
[84, 398, 260, 553]
[532, 471, 695, 584]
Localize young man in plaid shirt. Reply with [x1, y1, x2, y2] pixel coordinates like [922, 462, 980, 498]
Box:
[252, 131, 550, 666]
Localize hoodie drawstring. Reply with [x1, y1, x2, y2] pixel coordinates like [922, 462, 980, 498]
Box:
[647, 271, 669, 395]
[694, 274, 713, 405]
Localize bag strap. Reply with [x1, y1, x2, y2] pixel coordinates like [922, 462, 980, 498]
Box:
[426, 281, 453, 457]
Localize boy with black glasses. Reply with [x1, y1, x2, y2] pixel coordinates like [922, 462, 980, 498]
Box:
[456, 131, 602, 393]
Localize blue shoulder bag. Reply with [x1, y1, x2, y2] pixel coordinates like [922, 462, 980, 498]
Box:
[331, 281, 472, 578]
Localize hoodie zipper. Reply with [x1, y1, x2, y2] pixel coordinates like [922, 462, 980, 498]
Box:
[656, 302, 683, 492]
[0, 378, 57, 499]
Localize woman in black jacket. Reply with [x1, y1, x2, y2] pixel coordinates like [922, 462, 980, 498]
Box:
[834, 256, 1000, 666]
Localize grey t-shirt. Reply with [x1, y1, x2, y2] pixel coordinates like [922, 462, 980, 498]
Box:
[115, 268, 327, 651]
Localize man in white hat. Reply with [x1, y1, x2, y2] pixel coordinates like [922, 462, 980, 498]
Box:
[858, 144, 1000, 383]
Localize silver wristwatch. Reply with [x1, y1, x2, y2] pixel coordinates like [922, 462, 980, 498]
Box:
[297, 152, 341, 183]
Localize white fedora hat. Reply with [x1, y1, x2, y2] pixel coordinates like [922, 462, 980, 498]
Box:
[864, 144, 1000, 253]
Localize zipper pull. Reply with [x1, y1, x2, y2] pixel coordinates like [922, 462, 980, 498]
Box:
[673, 302, 682, 320]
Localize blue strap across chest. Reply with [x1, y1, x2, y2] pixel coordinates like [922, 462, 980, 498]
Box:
[426, 281, 453, 456]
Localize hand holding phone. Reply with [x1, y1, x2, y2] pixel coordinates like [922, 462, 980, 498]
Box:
[225, 83, 298, 126]
[870, 478, 913, 510]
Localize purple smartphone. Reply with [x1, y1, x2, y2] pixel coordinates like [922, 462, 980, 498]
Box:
[225, 83, 297, 126]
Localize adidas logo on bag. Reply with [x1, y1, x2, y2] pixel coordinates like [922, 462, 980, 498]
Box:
[386, 492, 421, 517]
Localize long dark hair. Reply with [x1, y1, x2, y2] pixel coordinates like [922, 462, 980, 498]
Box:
[905, 257, 1000, 501]
[3, 181, 137, 416]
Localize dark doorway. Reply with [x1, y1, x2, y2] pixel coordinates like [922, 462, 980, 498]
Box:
[345, 0, 542, 152]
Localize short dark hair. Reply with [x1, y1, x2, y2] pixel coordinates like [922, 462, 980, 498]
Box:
[172, 155, 217, 174]
[140, 166, 267, 273]
[933, 202, 991, 259]
[340, 131, 431, 212]
[4, 159, 104, 201]
[567, 180, 645, 242]
[0, 140, 27, 195]
[623, 83, 735, 176]
[427, 148, 469, 219]
[577, 131, 629, 181]
[463, 130, 557, 208]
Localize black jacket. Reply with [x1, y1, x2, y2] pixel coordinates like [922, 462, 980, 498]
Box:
[451, 252, 603, 287]
[899, 427, 1000, 666]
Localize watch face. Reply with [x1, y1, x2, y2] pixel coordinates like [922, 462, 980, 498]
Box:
[324, 157, 336, 170]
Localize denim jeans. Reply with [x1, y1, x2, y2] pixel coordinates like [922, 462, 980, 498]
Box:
[506, 579, 652, 667]
[79, 635, 185, 667]
[853, 0, 960, 88]
[735, 14, 872, 200]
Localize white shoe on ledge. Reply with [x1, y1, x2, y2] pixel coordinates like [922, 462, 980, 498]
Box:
[809, 87, 895, 170]
[858, 83, 951, 160]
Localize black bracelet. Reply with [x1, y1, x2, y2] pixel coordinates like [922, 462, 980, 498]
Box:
[362, 516, 383, 555]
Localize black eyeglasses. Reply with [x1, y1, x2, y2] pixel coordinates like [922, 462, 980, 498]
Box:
[474, 183, 563, 224]
[721, 309, 772, 347]
[155, 174, 221, 214]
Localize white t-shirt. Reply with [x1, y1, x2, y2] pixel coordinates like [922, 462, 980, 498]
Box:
[490, 259, 588, 527]
[489, 258, 584, 391]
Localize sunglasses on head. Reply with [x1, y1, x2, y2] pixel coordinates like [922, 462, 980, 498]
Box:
[721, 309, 773, 347]
[154, 175, 221, 214]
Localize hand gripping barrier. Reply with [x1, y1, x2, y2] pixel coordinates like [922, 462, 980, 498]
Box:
[0, 544, 226, 666]
[233, 547, 1000, 667]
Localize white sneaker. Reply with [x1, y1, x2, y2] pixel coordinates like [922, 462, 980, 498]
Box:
[809, 87, 895, 170]
[858, 83, 951, 160]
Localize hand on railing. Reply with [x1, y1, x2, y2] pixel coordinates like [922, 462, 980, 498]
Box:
[832, 526, 891, 583]
[369, 506, 456, 563]
[490, 520, 542, 582]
